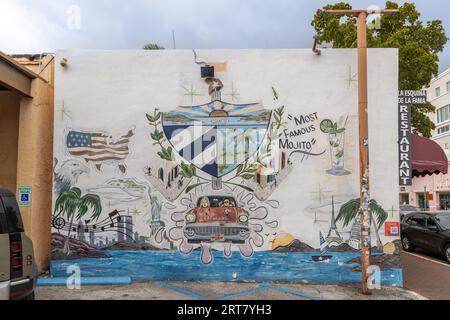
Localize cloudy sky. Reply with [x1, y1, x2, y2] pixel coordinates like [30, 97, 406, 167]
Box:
[1, 0, 449, 72]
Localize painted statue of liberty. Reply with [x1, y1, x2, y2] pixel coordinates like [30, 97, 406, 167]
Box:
[149, 193, 162, 224]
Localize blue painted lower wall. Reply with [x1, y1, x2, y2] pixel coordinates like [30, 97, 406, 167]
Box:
[37, 276, 132, 286]
[50, 250, 403, 286]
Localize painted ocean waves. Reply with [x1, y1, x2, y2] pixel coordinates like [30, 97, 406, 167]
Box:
[51, 251, 402, 286]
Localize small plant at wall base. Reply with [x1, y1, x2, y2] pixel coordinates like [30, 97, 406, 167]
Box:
[311, 1, 448, 137]
[54, 187, 102, 255]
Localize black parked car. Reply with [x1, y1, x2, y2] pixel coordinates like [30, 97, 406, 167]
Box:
[401, 211, 450, 263]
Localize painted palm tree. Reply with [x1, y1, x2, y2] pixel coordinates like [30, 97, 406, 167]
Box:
[54, 187, 102, 254]
[336, 199, 388, 249]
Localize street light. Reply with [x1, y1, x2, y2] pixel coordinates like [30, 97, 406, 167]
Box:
[323, 8, 398, 295]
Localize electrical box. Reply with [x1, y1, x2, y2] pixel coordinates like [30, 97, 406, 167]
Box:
[201, 65, 214, 78]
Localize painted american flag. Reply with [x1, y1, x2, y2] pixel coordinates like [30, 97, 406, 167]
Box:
[66, 130, 133, 165]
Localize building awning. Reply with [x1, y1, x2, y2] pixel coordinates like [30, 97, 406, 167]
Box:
[0, 51, 44, 98]
[412, 134, 448, 177]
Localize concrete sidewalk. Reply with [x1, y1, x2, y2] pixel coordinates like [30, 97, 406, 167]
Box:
[35, 281, 427, 300]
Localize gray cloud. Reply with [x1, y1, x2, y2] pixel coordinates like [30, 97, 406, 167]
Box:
[0, 0, 448, 72]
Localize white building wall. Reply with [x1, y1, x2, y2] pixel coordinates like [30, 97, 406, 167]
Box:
[51, 49, 401, 283]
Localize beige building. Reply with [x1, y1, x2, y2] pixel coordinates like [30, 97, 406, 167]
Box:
[0, 52, 54, 271]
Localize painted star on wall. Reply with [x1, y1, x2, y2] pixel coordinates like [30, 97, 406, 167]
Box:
[182, 84, 204, 104]
[58, 101, 73, 121]
[225, 81, 240, 101]
[345, 66, 358, 89]
[311, 183, 333, 205]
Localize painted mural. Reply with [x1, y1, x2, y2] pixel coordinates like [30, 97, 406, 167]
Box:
[51, 49, 401, 285]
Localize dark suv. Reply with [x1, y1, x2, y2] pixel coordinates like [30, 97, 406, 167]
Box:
[401, 211, 450, 263]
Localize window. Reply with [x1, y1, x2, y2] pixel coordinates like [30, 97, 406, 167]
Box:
[400, 193, 409, 205]
[436, 86, 441, 97]
[436, 213, 450, 230]
[418, 194, 429, 209]
[439, 193, 450, 210]
[437, 124, 450, 135]
[407, 215, 425, 226]
[447, 81, 450, 92]
[0, 196, 24, 233]
[426, 217, 438, 229]
[0, 202, 7, 234]
[437, 105, 450, 123]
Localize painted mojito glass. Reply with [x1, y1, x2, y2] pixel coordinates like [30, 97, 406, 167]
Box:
[320, 118, 350, 176]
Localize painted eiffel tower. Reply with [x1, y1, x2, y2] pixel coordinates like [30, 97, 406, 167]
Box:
[326, 196, 343, 246]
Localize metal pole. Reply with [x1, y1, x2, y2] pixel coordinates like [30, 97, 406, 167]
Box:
[172, 30, 176, 49]
[424, 186, 427, 210]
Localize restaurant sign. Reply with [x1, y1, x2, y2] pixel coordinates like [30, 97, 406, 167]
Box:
[398, 90, 427, 186]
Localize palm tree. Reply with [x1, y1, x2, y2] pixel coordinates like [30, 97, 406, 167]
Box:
[336, 199, 388, 249]
[54, 187, 102, 254]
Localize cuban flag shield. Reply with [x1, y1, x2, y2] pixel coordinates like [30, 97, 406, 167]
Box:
[162, 100, 272, 178]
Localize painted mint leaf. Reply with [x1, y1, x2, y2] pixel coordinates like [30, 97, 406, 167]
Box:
[151, 131, 159, 141]
[157, 147, 173, 161]
[146, 114, 155, 123]
[157, 151, 168, 161]
[190, 164, 196, 176]
[272, 87, 279, 100]
[320, 119, 334, 133]
[274, 114, 281, 123]
[185, 183, 207, 194]
[180, 162, 195, 178]
[227, 182, 254, 192]
[165, 147, 173, 159]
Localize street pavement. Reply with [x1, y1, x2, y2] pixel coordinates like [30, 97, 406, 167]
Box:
[402, 249, 450, 300]
[35, 281, 425, 300]
[35, 250, 450, 300]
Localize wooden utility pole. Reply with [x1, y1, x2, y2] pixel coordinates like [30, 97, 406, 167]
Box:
[324, 8, 398, 294]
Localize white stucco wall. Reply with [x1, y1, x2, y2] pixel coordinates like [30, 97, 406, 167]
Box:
[53, 48, 399, 256]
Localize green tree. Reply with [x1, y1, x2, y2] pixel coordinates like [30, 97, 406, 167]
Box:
[336, 198, 388, 249]
[311, 1, 448, 137]
[143, 43, 165, 50]
[54, 187, 102, 254]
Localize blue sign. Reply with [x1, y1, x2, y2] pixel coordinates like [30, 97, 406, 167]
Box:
[17, 186, 32, 207]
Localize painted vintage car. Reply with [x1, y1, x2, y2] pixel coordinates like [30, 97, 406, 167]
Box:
[183, 195, 250, 244]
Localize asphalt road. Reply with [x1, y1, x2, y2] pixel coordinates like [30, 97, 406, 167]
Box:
[402, 249, 450, 300]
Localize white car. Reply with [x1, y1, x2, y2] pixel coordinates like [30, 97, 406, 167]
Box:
[0, 188, 37, 300]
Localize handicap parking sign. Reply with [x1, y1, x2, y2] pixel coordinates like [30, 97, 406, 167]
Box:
[17, 186, 32, 207]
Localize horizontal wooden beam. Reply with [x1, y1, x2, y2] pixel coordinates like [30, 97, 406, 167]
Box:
[0, 59, 32, 97]
[324, 9, 398, 15]
[0, 51, 46, 81]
